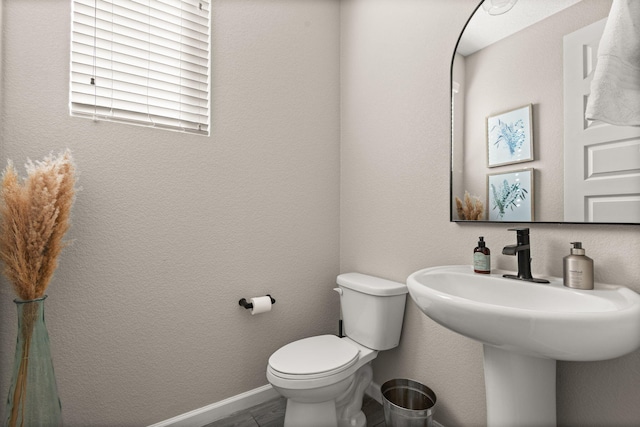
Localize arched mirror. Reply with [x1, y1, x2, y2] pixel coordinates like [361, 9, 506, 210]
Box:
[451, 0, 640, 224]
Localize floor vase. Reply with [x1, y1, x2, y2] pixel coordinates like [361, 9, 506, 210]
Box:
[4, 296, 62, 427]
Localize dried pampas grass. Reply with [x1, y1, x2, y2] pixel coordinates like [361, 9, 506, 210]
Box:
[455, 191, 484, 221]
[0, 150, 76, 427]
[0, 150, 77, 300]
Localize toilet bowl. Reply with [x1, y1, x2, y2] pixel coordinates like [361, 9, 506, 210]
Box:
[267, 335, 377, 427]
[266, 273, 408, 427]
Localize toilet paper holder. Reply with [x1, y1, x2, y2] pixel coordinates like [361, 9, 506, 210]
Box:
[239, 295, 276, 310]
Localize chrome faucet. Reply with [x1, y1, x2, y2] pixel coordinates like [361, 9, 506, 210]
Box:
[502, 228, 549, 284]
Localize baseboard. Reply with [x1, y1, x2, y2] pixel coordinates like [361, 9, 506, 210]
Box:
[367, 381, 445, 427]
[147, 384, 279, 427]
[366, 380, 383, 404]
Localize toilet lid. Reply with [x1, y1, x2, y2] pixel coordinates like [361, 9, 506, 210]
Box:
[269, 335, 360, 377]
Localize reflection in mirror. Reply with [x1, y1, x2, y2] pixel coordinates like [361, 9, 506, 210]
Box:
[451, 0, 640, 224]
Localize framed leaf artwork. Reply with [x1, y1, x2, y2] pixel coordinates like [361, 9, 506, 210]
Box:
[487, 168, 534, 221]
[486, 104, 533, 167]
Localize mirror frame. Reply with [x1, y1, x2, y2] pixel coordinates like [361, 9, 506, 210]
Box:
[449, 1, 638, 226]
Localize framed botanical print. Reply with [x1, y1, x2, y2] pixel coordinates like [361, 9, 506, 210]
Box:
[487, 168, 534, 221]
[487, 104, 533, 167]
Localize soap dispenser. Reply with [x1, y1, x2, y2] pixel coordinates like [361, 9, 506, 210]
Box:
[474, 236, 491, 274]
[563, 242, 594, 290]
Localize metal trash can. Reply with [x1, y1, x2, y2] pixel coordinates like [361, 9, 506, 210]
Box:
[381, 379, 437, 427]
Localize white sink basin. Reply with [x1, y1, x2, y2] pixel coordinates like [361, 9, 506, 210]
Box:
[407, 265, 640, 427]
[407, 265, 640, 361]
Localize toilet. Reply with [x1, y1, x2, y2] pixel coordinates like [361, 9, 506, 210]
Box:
[266, 273, 408, 427]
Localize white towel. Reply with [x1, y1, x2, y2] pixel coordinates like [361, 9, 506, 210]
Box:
[585, 0, 640, 126]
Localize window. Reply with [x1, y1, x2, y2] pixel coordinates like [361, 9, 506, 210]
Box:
[70, 0, 210, 135]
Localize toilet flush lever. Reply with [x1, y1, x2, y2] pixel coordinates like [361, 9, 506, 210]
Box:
[333, 287, 343, 296]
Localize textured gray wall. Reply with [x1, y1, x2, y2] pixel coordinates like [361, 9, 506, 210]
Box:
[0, 0, 340, 425]
[340, 0, 640, 426]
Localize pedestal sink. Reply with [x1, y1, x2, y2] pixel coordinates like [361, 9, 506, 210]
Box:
[407, 265, 640, 427]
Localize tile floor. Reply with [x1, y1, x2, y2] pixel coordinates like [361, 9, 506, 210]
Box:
[204, 394, 386, 427]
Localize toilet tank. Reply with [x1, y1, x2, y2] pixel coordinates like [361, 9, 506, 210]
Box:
[336, 273, 408, 351]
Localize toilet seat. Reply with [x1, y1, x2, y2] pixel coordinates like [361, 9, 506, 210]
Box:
[268, 335, 360, 380]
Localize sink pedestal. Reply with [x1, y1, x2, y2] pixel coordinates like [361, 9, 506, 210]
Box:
[484, 345, 556, 427]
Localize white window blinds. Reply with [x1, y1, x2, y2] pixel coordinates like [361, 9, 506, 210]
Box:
[70, 0, 210, 135]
